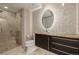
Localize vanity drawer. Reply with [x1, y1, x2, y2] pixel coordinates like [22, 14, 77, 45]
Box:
[49, 42, 79, 55]
[50, 37, 79, 48]
[35, 34, 49, 50]
[50, 48, 68, 55]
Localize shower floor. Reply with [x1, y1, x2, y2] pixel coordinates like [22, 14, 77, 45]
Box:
[0, 36, 19, 53]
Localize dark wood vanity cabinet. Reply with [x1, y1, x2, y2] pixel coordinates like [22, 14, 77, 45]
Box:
[35, 34, 49, 50]
[49, 36, 79, 55]
[35, 33, 79, 55]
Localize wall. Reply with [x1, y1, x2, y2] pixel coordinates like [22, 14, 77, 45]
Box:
[0, 11, 17, 38]
[21, 8, 32, 47]
[0, 10, 22, 39]
[32, 3, 76, 35]
[15, 9, 22, 45]
[77, 3, 79, 34]
[0, 10, 20, 53]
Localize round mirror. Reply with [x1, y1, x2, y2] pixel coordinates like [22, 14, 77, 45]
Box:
[42, 10, 54, 31]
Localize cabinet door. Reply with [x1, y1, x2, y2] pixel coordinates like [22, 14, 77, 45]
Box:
[49, 36, 79, 55]
[35, 34, 48, 50]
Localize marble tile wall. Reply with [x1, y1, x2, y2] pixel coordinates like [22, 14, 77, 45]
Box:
[32, 3, 77, 35]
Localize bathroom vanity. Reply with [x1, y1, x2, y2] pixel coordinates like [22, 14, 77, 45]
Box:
[35, 33, 79, 55]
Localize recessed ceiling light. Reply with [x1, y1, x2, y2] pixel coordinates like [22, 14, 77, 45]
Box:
[4, 6, 8, 9]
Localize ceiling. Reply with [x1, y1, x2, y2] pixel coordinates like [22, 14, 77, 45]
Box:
[0, 3, 41, 13]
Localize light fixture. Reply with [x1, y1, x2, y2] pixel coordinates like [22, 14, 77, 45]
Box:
[4, 6, 8, 9]
[62, 3, 64, 6]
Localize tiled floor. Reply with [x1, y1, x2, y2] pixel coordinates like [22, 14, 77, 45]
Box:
[29, 48, 56, 55]
[1, 46, 25, 55]
[0, 34, 18, 53]
[1, 46, 56, 55]
[0, 40, 18, 53]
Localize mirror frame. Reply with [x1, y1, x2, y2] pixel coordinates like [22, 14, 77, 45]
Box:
[40, 8, 54, 32]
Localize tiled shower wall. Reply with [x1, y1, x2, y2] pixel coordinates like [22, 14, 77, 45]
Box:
[0, 10, 21, 53]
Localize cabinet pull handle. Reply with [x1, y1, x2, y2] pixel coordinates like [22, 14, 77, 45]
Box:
[52, 37, 78, 42]
[51, 48, 72, 55]
[52, 42, 78, 50]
